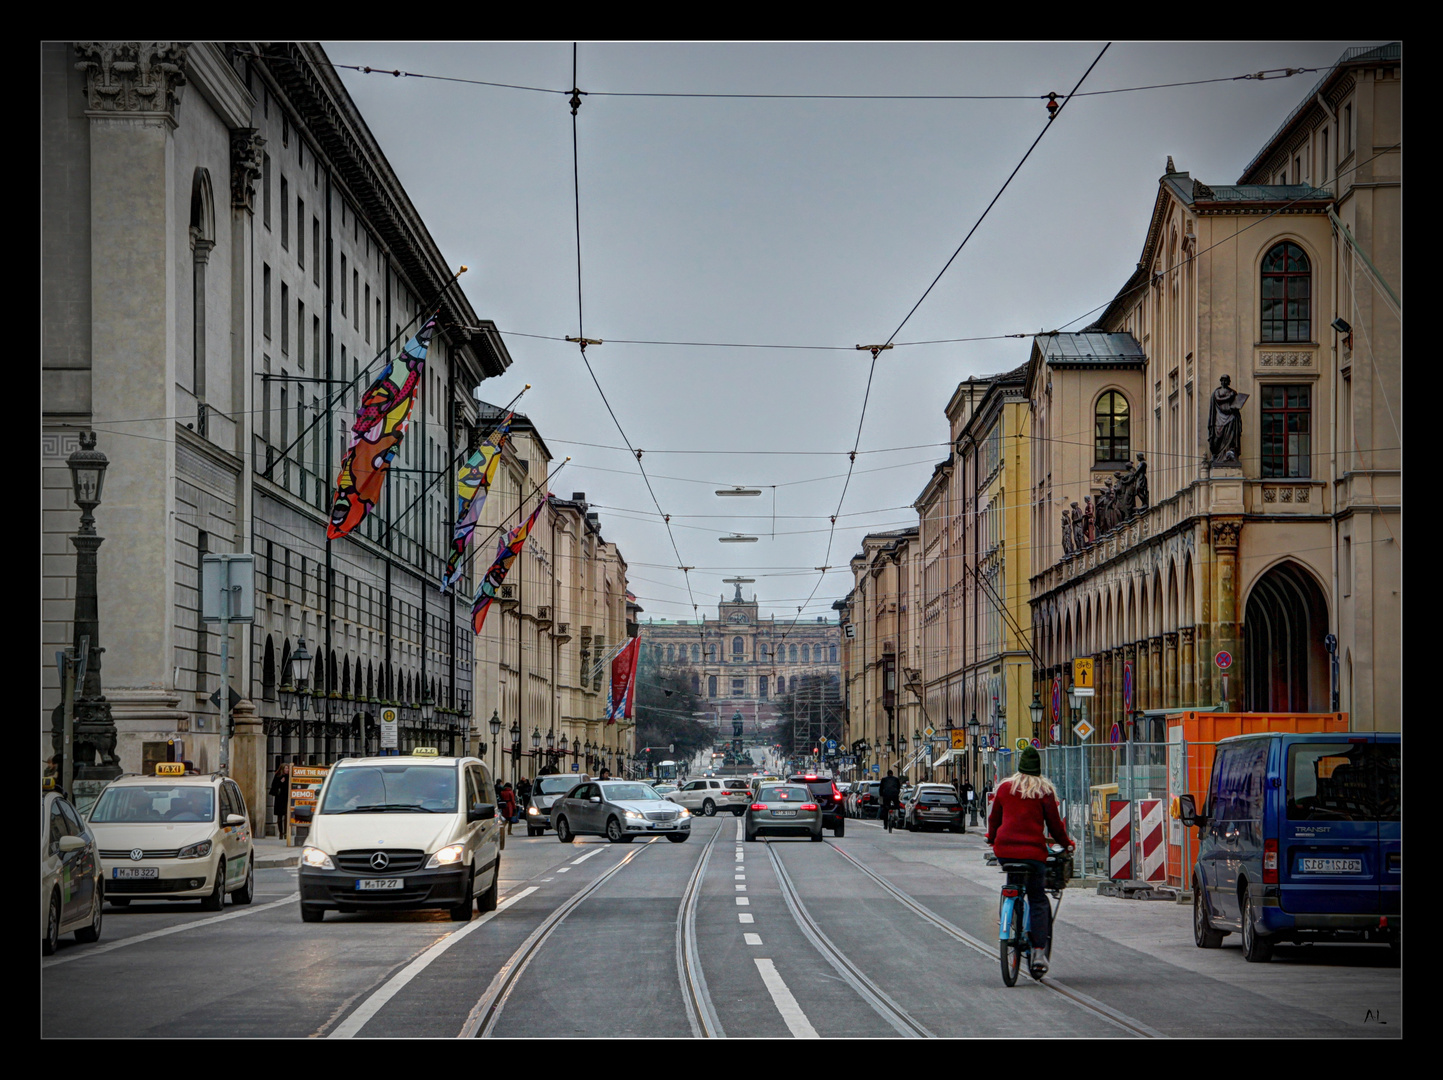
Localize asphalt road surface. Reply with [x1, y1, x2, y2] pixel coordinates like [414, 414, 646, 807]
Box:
[42, 817, 1402, 1038]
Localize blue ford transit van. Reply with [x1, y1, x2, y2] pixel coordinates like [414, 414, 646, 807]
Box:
[1179, 732, 1399, 961]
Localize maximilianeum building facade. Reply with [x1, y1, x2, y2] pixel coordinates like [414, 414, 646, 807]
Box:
[42, 42, 512, 829]
[1027, 43, 1400, 741]
[639, 587, 841, 738]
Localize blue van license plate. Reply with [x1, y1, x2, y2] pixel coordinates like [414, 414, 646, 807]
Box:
[1301, 858, 1362, 873]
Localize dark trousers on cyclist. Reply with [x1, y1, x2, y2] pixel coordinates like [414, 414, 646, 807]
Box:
[881, 797, 900, 828]
[1011, 859, 1051, 951]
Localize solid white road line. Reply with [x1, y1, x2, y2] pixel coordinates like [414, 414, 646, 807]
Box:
[328, 887, 537, 1039]
[43, 894, 298, 968]
[570, 849, 602, 865]
[754, 959, 819, 1038]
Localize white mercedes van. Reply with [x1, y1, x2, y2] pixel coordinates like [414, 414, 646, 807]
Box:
[296, 751, 501, 923]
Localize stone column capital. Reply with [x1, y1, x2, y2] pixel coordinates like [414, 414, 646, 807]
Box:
[1165, 632, 1179, 649]
[1179, 626, 1196, 645]
[76, 42, 189, 122]
[1211, 517, 1243, 552]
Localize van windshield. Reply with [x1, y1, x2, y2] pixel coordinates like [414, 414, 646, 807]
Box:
[536, 776, 582, 796]
[1287, 742, 1399, 822]
[320, 765, 457, 814]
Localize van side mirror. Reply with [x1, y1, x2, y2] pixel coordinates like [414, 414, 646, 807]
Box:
[469, 802, 496, 823]
[1177, 794, 1207, 828]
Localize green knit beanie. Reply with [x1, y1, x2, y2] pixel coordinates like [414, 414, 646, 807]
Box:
[1018, 746, 1042, 775]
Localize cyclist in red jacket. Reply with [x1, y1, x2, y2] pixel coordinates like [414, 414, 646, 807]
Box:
[986, 747, 1073, 975]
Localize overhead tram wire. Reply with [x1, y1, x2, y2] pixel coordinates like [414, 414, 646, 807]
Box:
[325, 52, 1320, 103]
[773, 43, 1113, 651]
[562, 44, 704, 638]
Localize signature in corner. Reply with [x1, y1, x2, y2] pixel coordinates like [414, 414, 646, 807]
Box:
[1363, 1009, 1388, 1024]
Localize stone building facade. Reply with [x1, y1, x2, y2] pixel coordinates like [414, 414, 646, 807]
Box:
[467, 405, 634, 783]
[42, 42, 510, 826]
[640, 588, 841, 739]
[1027, 43, 1400, 738]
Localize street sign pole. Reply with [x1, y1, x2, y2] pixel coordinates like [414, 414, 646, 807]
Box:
[218, 563, 232, 773]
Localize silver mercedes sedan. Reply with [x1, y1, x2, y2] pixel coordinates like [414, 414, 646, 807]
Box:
[551, 780, 692, 844]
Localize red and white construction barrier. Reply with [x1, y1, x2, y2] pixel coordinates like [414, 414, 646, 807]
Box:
[1137, 798, 1166, 881]
[1109, 799, 1132, 880]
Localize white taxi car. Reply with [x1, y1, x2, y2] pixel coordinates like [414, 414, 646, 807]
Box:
[85, 766, 255, 910]
[42, 783, 104, 955]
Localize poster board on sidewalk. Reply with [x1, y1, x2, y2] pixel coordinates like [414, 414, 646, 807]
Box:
[287, 764, 330, 844]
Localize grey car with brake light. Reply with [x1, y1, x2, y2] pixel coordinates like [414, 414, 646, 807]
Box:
[745, 784, 823, 842]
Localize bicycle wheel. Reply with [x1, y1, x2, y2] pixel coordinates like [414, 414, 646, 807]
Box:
[1000, 897, 1024, 987]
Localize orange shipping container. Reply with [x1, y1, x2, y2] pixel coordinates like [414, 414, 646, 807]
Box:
[1164, 712, 1349, 886]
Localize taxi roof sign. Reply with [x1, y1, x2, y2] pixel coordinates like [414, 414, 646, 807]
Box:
[154, 762, 187, 776]
[411, 746, 440, 757]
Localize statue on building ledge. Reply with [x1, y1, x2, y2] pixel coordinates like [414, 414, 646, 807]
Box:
[1082, 495, 1095, 546]
[1061, 505, 1075, 556]
[1208, 375, 1247, 464]
[1134, 453, 1149, 510]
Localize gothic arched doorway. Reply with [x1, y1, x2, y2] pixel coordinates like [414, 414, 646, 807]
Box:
[1243, 561, 1329, 712]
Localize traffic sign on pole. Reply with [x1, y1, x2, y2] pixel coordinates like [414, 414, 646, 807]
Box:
[1215, 650, 1233, 670]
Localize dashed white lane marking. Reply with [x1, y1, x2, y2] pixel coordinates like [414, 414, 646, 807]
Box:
[557, 867, 571, 873]
[754, 958, 819, 1038]
[738, 913, 754, 923]
[744, 933, 763, 945]
[43, 894, 298, 968]
[329, 886, 537, 1038]
[735, 874, 746, 880]
[735, 884, 746, 891]
[570, 849, 602, 865]
[736, 897, 750, 905]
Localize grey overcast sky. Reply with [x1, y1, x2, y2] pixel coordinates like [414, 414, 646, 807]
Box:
[321, 40, 1385, 626]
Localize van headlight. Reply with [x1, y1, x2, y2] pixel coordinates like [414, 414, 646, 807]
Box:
[301, 846, 334, 870]
[177, 840, 212, 860]
[526, 805, 539, 816]
[425, 844, 466, 868]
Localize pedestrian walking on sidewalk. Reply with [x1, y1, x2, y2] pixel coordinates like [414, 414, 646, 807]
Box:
[517, 775, 533, 815]
[498, 782, 517, 836]
[269, 761, 290, 839]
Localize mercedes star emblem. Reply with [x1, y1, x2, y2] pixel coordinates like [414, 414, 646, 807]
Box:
[369, 851, 390, 870]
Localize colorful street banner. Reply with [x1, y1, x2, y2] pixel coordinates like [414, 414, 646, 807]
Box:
[606, 637, 641, 724]
[441, 413, 512, 592]
[471, 495, 548, 634]
[327, 316, 436, 540]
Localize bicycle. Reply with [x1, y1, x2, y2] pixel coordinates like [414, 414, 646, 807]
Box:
[995, 843, 1072, 986]
[881, 797, 900, 833]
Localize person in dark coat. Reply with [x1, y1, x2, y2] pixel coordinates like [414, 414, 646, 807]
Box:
[269, 761, 290, 839]
[517, 776, 533, 814]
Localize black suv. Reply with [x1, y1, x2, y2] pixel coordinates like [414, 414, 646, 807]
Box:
[787, 774, 845, 837]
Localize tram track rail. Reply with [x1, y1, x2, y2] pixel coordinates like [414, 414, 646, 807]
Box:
[764, 840, 934, 1038]
[827, 843, 1165, 1039]
[460, 821, 727, 1039]
[458, 838, 656, 1038]
[677, 822, 727, 1037]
